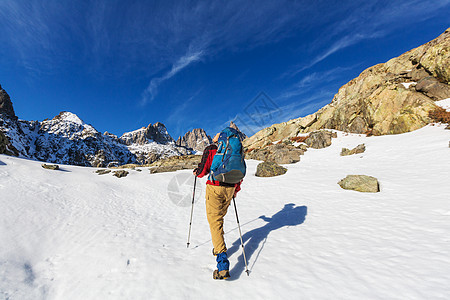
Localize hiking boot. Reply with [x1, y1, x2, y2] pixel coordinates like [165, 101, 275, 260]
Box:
[213, 269, 230, 280]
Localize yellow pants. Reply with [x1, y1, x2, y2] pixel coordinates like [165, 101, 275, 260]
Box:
[205, 184, 235, 254]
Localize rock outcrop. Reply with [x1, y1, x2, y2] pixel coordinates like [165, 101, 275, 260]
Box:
[149, 155, 201, 174]
[0, 84, 16, 119]
[120, 122, 174, 145]
[246, 143, 304, 164]
[244, 28, 450, 150]
[113, 170, 129, 178]
[341, 144, 366, 156]
[0, 130, 19, 156]
[304, 130, 337, 149]
[255, 161, 287, 177]
[176, 128, 212, 152]
[338, 175, 380, 193]
[95, 169, 111, 175]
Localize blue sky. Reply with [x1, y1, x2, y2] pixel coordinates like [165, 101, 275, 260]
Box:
[0, 0, 449, 139]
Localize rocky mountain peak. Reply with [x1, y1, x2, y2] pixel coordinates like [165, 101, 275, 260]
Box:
[53, 111, 85, 125]
[0, 84, 16, 119]
[176, 128, 212, 152]
[120, 122, 174, 145]
[229, 121, 247, 141]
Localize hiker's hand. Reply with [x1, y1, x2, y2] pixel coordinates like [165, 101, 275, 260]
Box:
[259, 215, 270, 222]
[193, 168, 198, 176]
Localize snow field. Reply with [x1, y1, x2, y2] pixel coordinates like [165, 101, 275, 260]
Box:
[1, 124, 449, 299]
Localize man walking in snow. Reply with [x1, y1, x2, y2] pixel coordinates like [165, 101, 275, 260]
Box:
[193, 132, 242, 280]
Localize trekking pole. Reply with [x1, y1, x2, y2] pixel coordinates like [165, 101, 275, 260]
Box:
[232, 196, 250, 276]
[187, 175, 197, 248]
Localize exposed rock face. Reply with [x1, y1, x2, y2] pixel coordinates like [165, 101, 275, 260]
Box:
[121, 122, 190, 165]
[255, 161, 287, 177]
[0, 130, 19, 156]
[0, 84, 16, 119]
[341, 144, 366, 156]
[305, 130, 337, 149]
[120, 122, 174, 145]
[246, 143, 304, 164]
[338, 175, 380, 193]
[415, 77, 450, 100]
[244, 28, 450, 150]
[176, 128, 212, 152]
[149, 155, 201, 173]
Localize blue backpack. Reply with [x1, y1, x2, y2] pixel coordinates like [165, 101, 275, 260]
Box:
[210, 127, 246, 184]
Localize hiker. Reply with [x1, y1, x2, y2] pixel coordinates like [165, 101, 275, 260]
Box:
[193, 128, 245, 280]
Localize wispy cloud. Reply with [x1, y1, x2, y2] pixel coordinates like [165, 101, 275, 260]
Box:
[280, 65, 359, 99]
[282, 0, 450, 77]
[292, 32, 384, 75]
[220, 90, 334, 137]
[140, 48, 204, 105]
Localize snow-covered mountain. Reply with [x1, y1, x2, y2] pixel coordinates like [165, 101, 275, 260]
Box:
[176, 128, 212, 153]
[120, 123, 190, 164]
[0, 85, 190, 167]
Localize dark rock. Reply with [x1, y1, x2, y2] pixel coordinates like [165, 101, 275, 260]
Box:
[341, 144, 366, 156]
[0, 130, 19, 156]
[113, 170, 129, 178]
[255, 161, 287, 177]
[41, 164, 59, 170]
[120, 122, 175, 145]
[95, 169, 111, 175]
[305, 130, 336, 149]
[415, 77, 450, 100]
[338, 175, 380, 193]
[0, 84, 16, 118]
[407, 67, 430, 82]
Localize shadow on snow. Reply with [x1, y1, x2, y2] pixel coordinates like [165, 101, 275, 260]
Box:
[227, 203, 307, 280]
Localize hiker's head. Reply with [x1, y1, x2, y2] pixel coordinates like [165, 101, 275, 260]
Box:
[213, 133, 220, 143]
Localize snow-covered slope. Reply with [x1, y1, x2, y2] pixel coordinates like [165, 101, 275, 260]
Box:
[1, 125, 449, 299]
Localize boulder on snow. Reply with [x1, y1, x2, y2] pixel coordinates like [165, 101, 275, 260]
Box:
[41, 163, 59, 170]
[96, 169, 111, 175]
[255, 161, 287, 177]
[149, 155, 201, 174]
[305, 130, 337, 149]
[338, 175, 380, 193]
[245, 143, 304, 164]
[341, 144, 366, 156]
[113, 170, 129, 178]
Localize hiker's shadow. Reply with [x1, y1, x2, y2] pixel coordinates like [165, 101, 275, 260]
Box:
[227, 203, 307, 280]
